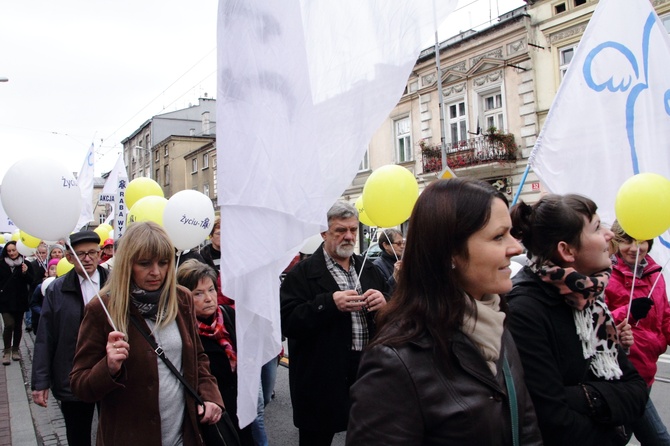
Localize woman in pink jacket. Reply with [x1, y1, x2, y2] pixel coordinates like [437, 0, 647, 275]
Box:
[605, 220, 670, 446]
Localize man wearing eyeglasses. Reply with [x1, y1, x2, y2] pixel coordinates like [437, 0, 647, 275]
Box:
[32, 230, 110, 446]
[372, 229, 404, 290]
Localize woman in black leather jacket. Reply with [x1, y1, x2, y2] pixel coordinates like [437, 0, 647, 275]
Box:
[347, 179, 542, 445]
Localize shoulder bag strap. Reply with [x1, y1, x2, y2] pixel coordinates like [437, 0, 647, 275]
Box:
[129, 314, 205, 406]
[503, 354, 519, 446]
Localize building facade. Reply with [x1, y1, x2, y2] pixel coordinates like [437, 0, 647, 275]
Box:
[121, 96, 216, 188]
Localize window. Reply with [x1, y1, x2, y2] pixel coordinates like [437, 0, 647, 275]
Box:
[394, 117, 412, 163]
[203, 153, 209, 169]
[559, 44, 577, 80]
[191, 158, 198, 173]
[164, 165, 170, 186]
[203, 184, 210, 197]
[155, 168, 160, 185]
[662, 14, 670, 34]
[482, 92, 504, 132]
[164, 145, 169, 157]
[574, 0, 586, 5]
[99, 214, 107, 225]
[154, 149, 159, 162]
[555, 3, 566, 14]
[448, 101, 468, 145]
[359, 150, 370, 172]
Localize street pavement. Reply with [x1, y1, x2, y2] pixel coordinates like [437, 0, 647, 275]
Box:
[1, 329, 668, 445]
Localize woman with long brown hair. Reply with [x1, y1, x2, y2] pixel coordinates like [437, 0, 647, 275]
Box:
[347, 178, 541, 445]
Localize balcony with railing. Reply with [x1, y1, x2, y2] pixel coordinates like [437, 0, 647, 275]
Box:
[420, 130, 518, 174]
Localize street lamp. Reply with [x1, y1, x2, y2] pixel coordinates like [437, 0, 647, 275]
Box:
[133, 145, 153, 180]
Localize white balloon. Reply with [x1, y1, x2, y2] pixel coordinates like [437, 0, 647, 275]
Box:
[1, 158, 82, 241]
[15, 240, 36, 257]
[41, 277, 57, 296]
[163, 190, 216, 251]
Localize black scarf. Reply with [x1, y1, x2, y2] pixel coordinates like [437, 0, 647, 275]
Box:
[130, 282, 164, 321]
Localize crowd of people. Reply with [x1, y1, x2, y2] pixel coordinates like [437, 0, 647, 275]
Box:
[0, 177, 668, 445]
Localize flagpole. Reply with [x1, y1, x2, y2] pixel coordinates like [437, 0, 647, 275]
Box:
[512, 163, 531, 205]
[433, 0, 448, 171]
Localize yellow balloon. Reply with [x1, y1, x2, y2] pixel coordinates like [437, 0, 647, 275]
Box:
[56, 257, 74, 277]
[615, 173, 670, 240]
[97, 223, 113, 234]
[11, 232, 20, 242]
[128, 196, 168, 227]
[0, 235, 4, 244]
[362, 165, 418, 228]
[125, 177, 164, 210]
[354, 196, 377, 227]
[20, 230, 41, 248]
[94, 226, 110, 246]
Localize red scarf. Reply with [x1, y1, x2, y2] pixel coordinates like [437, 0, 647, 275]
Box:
[197, 307, 237, 372]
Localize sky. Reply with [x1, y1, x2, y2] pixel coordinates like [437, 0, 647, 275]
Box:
[0, 0, 525, 181]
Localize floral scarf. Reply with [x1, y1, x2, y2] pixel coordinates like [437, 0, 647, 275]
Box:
[529, 258, 622, 380]
[197, 307, 237, 372]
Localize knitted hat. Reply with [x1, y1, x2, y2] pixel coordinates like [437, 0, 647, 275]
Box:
[48, 259, 59, 269]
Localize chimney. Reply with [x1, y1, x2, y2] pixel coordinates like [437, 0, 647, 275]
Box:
[202, 111, 211, 135]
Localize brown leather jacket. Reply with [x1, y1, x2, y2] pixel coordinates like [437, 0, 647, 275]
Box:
[347, 330, 542, 445]
[70, 290, 222, 446]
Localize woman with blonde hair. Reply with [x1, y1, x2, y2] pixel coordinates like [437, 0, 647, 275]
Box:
[70, 221, 223, 445]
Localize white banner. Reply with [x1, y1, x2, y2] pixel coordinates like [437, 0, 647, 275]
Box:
[530, 0, 670, 285]
[100, 154, 129, 239]
[217, 0, 457, 427]
[74, 144, 95, 231]
[0, 198, 17, 233]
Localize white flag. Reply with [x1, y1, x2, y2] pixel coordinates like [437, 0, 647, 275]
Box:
[100, 154, 129, 239]
[74, 144, 95, 231]
[217, 0, 457, 427]
[0, 198, 17, 233]
[531, 0, 670, 282]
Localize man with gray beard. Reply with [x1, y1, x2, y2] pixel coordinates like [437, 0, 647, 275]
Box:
[280, 201, 389, 446]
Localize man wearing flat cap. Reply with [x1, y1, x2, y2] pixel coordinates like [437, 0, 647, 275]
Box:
[32, 230, 110, 446]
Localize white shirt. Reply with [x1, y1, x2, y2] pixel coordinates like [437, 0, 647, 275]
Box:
[78, 269, 101, 305]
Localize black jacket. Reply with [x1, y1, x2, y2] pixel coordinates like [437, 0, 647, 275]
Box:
[198, 305, 253, 446]
[347, 330, 542, 445]
[506, 267, 648, 446]
[280, 244, 389, 432]
[31, 266, 109, 401]
[0, 257, 34, 313]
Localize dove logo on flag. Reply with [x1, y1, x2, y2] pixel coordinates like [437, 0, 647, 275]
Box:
[582, 12, 670, 175]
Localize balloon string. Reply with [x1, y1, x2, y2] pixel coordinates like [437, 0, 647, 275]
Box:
[625, 243, 641, 322]
[356, 227, 377, 292]
[646, 254, 670, 298]
[67, 240, 118, 332]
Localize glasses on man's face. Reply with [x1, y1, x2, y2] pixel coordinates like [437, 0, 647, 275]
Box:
[392, 240, 405, 247]
[74, 249, 100, 260]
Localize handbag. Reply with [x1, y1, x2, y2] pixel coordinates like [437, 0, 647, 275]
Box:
[130, 315, 242, 446]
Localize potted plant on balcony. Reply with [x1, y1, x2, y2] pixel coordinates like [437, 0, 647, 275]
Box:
[484, 127, 518, 160]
